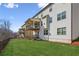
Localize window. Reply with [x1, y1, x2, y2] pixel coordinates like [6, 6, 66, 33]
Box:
[44, 29, 48, 35]
[62, 11, 66, 19]
[57, 14, 61, 21]
[57, 28, 62, 35]
[62, 27, 66, 35]
[42, 15, 46, 19]
[57, 11, 66, 21]
[49, 17, 52, 23]
[49, 8, 52, 12]
[57, 27, 66, 35]
[34, 22, 39, 28]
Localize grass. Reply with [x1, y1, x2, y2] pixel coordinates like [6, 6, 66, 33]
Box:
[0, 38, 79, 56]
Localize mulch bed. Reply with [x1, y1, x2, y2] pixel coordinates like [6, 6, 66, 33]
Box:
[72, 41, 79, 46]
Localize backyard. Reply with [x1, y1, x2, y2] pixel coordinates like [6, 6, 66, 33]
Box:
[0, 38, 79, 56]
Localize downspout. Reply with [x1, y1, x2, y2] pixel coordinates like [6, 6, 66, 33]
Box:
[39, 18, 41, 40]
[47, 15, 49, 41]
[71, 3, 73, 44]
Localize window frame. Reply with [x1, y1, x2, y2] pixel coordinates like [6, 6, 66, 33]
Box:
[57, 13, 61, 21]
[57, 27, 66, 35]
[62, 11, 66, 19]
[57, 11, 66, 21]
[49, 8, 52, 12]
[44, 28, 48, 35]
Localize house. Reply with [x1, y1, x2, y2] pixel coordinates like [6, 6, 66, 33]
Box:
[32, 3, 79, 44]
[20, 3, 79, 44]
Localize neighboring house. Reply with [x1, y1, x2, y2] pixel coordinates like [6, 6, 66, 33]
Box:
[20, 3, 79, 44]
[19, 24, 26, 38]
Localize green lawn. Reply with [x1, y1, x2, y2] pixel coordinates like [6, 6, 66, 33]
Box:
[0, 38, 79, 56]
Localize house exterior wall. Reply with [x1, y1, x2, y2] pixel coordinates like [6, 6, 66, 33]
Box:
[71, 3, 79, 40]
[34, 4, 53, 40]
[49, 3, 72, 43]
[34, 3, 72, 43]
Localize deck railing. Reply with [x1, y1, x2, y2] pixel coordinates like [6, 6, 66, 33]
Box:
[27, 25, 40, 30]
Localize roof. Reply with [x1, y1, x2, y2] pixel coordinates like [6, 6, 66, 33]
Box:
[25, 18, 40, 24]
[32, 3, 53, 18]
[21, 23, 26, 28]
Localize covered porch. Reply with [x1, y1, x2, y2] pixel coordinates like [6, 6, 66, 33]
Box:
[25, 18, 40, 39]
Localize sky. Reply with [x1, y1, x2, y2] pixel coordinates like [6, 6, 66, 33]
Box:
[0, 3, 48, 32]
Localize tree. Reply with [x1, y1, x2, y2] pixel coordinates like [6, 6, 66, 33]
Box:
[0, 19, 13, 40]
